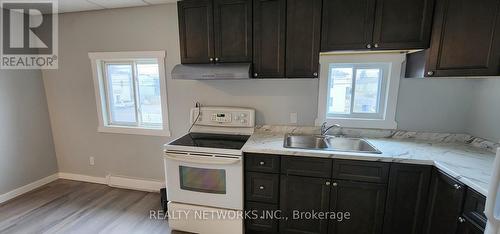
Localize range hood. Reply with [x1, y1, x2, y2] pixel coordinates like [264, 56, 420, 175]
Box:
[172, 63, 251, 80]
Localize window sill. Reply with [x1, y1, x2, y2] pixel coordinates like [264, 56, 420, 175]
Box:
[320, 118, 397, 130]
[97, 126, 171, 137]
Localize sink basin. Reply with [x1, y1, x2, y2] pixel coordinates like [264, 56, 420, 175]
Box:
[284, 134, 382, 154]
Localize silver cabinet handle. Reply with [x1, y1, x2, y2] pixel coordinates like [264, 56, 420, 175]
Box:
[259, 186, 265, 190]
[458, 217, 465, 223]
[215, 58, 219, 62]
[332, 182, 338, 187]
[374, 43, 379, 48]
[326, 181, 331, 186]
[209, 58, 214, 62]
[366, 44, 372, 49]
[259, 161, 265, 165]
[254, 73, 258, 77]
[427, 71, 434, 76]
[313, 72, 318, 77]
[453, 184, 462, 190]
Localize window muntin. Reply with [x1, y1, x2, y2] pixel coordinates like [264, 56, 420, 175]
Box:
[327, 63, 389, 120]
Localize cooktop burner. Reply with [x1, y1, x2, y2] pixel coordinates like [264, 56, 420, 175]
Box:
[169, 133, 250, 150]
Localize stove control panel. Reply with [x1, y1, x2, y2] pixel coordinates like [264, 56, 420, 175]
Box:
[190, 107, 255, 128]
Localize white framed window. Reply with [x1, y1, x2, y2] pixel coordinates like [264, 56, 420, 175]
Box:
[89, 51, 170, 136]
[317, 53, 405, 129]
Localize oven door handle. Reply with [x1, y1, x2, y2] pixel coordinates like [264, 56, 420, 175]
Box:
[165, 153, 241, 165]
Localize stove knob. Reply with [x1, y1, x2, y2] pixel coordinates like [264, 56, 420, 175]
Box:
[240, 119, 247, 124]
[240, 113, 247, 118]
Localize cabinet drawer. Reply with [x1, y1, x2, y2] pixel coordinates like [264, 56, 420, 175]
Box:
[245, 202, 279, 234]
[462, 188, 487, 229]
[246, 172, 280, 204]
[281, 156, 332, 178]
[332, 159, 390, 183]
[245, 154, 281, 173]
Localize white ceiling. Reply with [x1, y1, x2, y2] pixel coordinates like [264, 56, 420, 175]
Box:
[3, 0, 178, 13]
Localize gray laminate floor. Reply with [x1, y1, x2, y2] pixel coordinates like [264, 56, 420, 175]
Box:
[0, 179, 188, 234]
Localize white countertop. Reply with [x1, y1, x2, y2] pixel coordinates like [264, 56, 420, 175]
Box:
[242, 126, 497, 197]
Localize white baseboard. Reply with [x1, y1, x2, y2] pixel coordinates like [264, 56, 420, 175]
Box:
[106, 174, 164, 192]
[58, 172, 163, 193]
[0, 172, 164, 205]
[58, 172, 106, 184]
[0, 173, 59, 204]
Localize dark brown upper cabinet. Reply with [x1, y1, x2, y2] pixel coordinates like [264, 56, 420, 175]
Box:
[372, 0, 435, 50]
[178, 0, 252, 64]
[252, 0, 286, 78]
[285, 0, 322, 78]
[213, 0, 252, 63]
[321, 0, 376, 51]
[321, 0, 435, 51]
[178, 0, 214, 64]
[425, 0, 500, 77]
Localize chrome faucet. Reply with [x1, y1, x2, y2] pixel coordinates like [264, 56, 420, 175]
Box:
[320, 122, 341, 136]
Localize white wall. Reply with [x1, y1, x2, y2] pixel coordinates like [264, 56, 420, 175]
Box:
[42, 5, 319, 180]
[468, 79, 500, 142]
[395, 78, 476, 133]
[0, 70, 58, 195]
[41, 4, 500, 181]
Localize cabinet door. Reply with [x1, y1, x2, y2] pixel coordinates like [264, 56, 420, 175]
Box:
[178, 0, 214, 64]
[280, 175, 330, 234]
[285, 0, 322, 78]
[329, 181, 386, 234]
[321, 0, 376, 51]
[253, 0, 286, 78]
[426, 0, 500, 77]
[372, 0, 435, 50]
[245, 202, 279, 233]
[423, 170, 466, 234]
[382, 163, 432, 234]
[213, 0, 252, 63]
[457, 216, 485, 234]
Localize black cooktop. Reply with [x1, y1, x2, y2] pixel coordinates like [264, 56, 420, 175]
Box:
[169, 133, 250, 150]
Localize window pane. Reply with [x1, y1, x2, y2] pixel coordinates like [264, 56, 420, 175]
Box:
[353, 68, 381, 113]
[328, 67, 353, 114]
[106, 64, 136, 124]
[137, 63, 163, 126]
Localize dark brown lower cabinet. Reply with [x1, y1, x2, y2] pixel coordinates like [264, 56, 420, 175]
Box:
[423, 169, 466, 234]
[382, 163, 432, 234]
[329, 181, 386, 234]
[244, 155, 487, 234]
[246, 201, 279, 234]
[457, 216, 485, 234]
[279, 175, 330, 234]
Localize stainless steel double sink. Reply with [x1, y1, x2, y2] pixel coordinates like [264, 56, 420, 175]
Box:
[283, 134, 382, 154]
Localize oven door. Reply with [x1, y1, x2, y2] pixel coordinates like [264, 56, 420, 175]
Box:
[164, 151, 243, 210]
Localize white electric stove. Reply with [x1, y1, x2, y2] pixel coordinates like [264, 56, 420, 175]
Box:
[164, 106, 255, 234]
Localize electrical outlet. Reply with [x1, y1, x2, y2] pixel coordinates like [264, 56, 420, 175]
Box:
[89, 157, 95, 166]
[290, 112, 298, 124]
